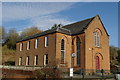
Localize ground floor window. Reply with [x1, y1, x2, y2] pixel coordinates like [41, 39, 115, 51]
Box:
[44, 54, 48, 66]
[18, 57, 22, 66]
[26, 56, 30, 66]
[76, 37, 81, 66]
[34, 55, 38, 65]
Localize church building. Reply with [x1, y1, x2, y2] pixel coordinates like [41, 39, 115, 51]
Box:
[15, 15, 110, 72]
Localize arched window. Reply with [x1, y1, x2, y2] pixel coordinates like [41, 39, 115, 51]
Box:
[61, 39, 65, 63]
[76, 37, 81, 66]
[94, 32, 100, 47]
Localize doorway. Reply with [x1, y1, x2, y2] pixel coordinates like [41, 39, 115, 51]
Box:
[96, 56, 100, 70]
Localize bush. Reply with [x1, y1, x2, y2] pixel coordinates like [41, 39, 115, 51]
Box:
[33, 67, 62, 80]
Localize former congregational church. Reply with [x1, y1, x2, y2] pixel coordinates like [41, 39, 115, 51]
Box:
[15, 15, 110, 71]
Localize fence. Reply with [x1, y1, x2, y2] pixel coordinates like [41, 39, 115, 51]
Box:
[60, 68, 120, 79]
[0, 65, 44, 71]
[1, 65, 120, 79]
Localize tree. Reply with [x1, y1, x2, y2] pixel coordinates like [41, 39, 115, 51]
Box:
[6, 29, 19, 49]
[51, 24, 63, 29]
[20, 27, 42, 39]
[117, 49, 120, 65]
[110, 46, 118, 65]
[0, 27, 7, 41]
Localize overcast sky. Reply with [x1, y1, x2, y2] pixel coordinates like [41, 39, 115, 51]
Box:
[1, 2, 118, 47]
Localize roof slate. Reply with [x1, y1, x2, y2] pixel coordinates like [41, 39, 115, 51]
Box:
[17, 16, 95, 43]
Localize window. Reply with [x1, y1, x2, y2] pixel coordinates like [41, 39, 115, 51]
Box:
[45, 36, 48, 47]
[19, 57, 22, 65]
[97, 34, 100, 47]
[61, 39, 65, 63]
[94, 32, 100, 47]
[20, 43, 23, 51]
[27, 41, 30, 50]
[76, 37, 81, 66]
[35, 39, 39, 49]
[26, 56, 30, 66]
[44, 54, 48, 66]
[34, 55, 38, 65]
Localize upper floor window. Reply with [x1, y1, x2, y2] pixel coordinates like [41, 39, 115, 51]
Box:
[45, 36, 48, 47]
[19, 57, 22, 66]
[27, 41, 30, 50]
[20, 43, 23, 51]
[35, 39, 39, 49]
[61, 39, 65, 63]
[94, 32, 100, 47]
[34, 55, 38, 66]
[44, 54, 48, 66]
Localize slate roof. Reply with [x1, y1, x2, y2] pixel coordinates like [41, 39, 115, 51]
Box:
[62, 17, 95, 35]
[17, 16, 95, 43]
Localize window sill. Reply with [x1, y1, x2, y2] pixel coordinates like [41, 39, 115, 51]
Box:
[45, 46, 48, 48]
[95, 46, 100, 48]
[60, 63, 67, 66]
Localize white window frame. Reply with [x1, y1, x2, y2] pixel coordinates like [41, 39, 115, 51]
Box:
[45, 36, 48, 47]
[27, 41, 30, 50]
[35, 39, 38, 49]
[94, 32, 100, 47]
[26, 56, 29, 66]
[61, 39, 66, 64]
[97, 34, 100, 47]
[44, 54, 48, 66]
[20, 43, 23, 51]
[19, 57, 22, 66]
[94, 32, 97, 47]
[34, 55, 38, 65]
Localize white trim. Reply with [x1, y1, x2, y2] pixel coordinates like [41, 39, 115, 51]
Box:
[44, 54, 48, 66]
[97, 34, 100, 47]
[27, 41, 30, 50]
[20, 43, 22, 51]
[34, 56, 36, 65]
[35, 39, 38, 49]
[19, 57, 22, 65]
[45, 36, 48, 47]
[26, 56, 29, 66]
[94, 32, 97, 47]
[94, 32, 100, 47]
[61, 39, 66, 63]
[34, 55, 38, 65]
[44, 54, 46, 66]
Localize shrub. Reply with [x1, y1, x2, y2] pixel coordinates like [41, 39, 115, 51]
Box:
[33, 67, 62, 80]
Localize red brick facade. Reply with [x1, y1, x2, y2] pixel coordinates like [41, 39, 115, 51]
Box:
[15, 15, 110, 71]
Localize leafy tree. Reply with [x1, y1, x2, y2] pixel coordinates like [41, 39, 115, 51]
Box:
[117, 49, 120, 65]
[110, 46, 118, 65]
[6, 29, 19, 49]
[20, 27, 42, 39]
[0, 27, 7, 40]
[2, 44, 15, 65]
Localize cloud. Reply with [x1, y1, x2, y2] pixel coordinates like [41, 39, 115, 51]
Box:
[2, 2, 75, 31]
[2, 2, 74, 22]
[30, 15, 73, 30]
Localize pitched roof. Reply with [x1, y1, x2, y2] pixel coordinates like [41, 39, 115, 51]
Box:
[17, 16, 95, 43]
[62, 17, 95, 35]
